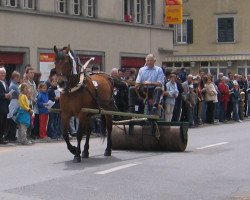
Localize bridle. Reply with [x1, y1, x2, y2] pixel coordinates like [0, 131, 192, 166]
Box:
[55, 51, 82, 92]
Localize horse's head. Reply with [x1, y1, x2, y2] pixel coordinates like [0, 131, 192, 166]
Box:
[54, 45, 73, 89]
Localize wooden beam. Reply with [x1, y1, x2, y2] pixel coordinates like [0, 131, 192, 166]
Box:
[113, 118, 148, 125]
[81, 108, 159, 119]
[50, 108, 160, 120]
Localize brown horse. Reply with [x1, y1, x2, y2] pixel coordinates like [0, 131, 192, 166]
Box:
[53, 45, 115, 162]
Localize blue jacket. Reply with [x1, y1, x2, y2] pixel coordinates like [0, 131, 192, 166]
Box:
[231, 89, 240, 103]
[37, 91, 49, 114]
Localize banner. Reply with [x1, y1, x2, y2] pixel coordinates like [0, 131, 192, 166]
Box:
[165, 5, 183, 24]
[166, 0, 182, 5]
[39, 53, 55, 81]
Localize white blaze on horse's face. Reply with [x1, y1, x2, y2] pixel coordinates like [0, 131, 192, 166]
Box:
[54, 51, 71, 89]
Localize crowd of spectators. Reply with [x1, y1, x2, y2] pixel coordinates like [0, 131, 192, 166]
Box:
[1, 59, 250, 145]
[110, 54, 250, 129]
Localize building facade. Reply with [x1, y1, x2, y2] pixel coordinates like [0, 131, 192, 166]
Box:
[0, 0, 173, 81]
[164, 0, 250, 78]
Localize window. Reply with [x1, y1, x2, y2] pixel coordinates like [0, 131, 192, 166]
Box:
[22, 0, 35, 9]
[217, 17, 234, 43]
[56, 0, 66, 13]
[71, 0, 80, 15]
[175, 19, 193, 44]
[5, 0, 18, 7]
[219, 68, 228, 76]
[175, 19, 187, 43]
[135, 0, 142, 23]
[175, 62, 182, 67]
[145, 0, 153, 24]
[86, 0, 95, 17]
[237, 67, 250, 77]
[124, 0, 133, 22]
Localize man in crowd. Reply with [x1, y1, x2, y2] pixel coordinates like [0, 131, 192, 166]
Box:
[23, 66, 38, 139]
[0, 67, 12, 144]
[111, 68, 128, 113]
[6, 71, 21, 141]
[181, 74, 193, 121]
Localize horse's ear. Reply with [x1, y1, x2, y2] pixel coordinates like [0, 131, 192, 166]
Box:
[54, 45, 58, 54]
[67, 44, 71, 52]
[64, 44, 70, 54]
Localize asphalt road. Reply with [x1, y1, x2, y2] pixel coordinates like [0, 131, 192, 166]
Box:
[0, 120, 250, 200]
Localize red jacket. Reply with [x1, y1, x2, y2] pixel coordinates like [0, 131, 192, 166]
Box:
[218, 82, 230, 102]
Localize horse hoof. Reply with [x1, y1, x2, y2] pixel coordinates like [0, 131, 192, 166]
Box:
[104, 150, 111, 157]
[73, 156, 81, 163]
[82, 152, 89, 158]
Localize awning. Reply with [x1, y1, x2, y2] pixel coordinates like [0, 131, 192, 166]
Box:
[0, 52, 24, 65]
[121, 57, 145, 68]
[165, 54, 250, 62]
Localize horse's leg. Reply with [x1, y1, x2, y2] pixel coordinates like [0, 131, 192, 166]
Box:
[100, 115, 107, 136]
[104, 115, 112, 156]
[73, 120, 84, 163]
[82, 118, 91, 158]
[61, 114, 77, 156]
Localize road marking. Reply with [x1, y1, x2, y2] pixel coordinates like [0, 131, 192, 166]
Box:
[196, 142, 228, 150]
[0, 149, 13, 153]
[95, 163, 140, 175]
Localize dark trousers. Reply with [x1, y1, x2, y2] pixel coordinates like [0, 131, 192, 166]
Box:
[232, 102, 240, 121]
[206, 101, 215, 123]
[219, 101, 227, 122]
[6, 118, 17, 140]
[31, 114, 40, 139]
[91, 117, 101, 133]
[187, 107, 194, 126]
[0, 113, 7, 139]
[172, 98, 182, 122]
[226, 100, 233, 120]
[244, 92, 248, 116]
[48, 112, 62, 139]
[180, 101, 188, 122]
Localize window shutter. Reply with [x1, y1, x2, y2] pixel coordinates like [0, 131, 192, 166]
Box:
[187, 19, 193, 44]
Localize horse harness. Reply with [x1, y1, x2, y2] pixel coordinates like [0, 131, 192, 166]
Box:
[56, 50, 115, 112]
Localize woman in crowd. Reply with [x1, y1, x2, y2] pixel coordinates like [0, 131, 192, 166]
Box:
[203, 75, 218, 124]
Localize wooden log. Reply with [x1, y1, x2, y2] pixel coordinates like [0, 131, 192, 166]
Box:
[112, 124, 188, 152]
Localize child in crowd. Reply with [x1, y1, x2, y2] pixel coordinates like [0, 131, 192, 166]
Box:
[47, 76, 62, 139]
[37, 83, 49, 139]
[231, 81, 241, 122]
[185, 84, 198, 127]
[15, 83, 34, 145]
